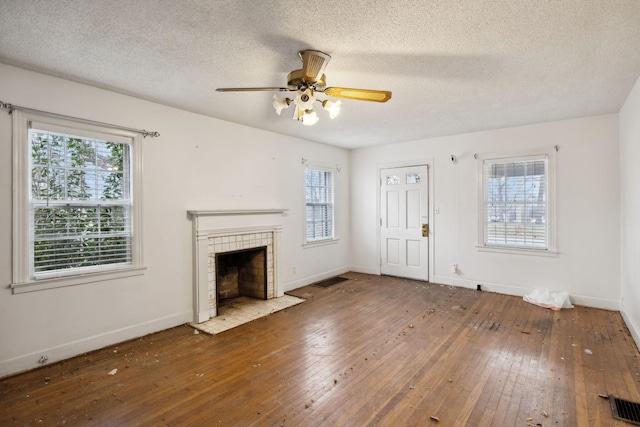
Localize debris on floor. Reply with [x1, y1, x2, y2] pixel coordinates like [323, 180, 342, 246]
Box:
[107, 369, 117, 375]
[523, 289, 574, 311]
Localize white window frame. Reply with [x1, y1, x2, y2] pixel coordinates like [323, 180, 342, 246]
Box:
[11, 111, 145, 294]
[477, 147, 557, 256]
[303, 165, 337, 247]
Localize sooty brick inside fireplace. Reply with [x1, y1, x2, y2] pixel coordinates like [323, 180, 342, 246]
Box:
[216, 246, 267, 302]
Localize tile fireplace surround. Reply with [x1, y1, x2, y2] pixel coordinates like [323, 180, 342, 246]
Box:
[188, 209, 287, 324]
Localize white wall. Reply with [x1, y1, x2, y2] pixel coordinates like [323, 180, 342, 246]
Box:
[351, 115, 620, 309]
[0, 64, 350, 377]
[619, 76, 640, 350]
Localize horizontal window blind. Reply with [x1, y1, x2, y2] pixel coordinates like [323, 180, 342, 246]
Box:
[483, 157, 547, 249]
[30, 127, 133, 274]
[305, 168, 334, 242]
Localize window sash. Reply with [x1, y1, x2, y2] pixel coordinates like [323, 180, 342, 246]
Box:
[29, 127, 135, 277]
[482, 156, 549, 250]
[33, 203, 132, 273]
[305, 168, 334, 242]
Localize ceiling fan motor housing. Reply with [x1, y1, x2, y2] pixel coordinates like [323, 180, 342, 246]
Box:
[287, 69, 327, 90]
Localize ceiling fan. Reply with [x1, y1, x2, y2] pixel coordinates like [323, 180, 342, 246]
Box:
[216, 50, 392, 126]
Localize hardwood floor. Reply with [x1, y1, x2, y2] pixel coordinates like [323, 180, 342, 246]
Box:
[2, 272, 640, 426]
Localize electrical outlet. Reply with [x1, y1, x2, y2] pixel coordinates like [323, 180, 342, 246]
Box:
[452, 263, 458, 273]
[292, 267, 297, 274]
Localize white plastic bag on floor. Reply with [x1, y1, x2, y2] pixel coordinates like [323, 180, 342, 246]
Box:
[523, 289, 574, 311]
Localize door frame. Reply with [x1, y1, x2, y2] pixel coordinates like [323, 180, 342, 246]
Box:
[376, 159, 435, 281]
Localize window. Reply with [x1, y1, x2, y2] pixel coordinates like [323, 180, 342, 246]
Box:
[305, 167, 334, 243]
[12, 112, 144, 292]
[479, 149, 555, 253]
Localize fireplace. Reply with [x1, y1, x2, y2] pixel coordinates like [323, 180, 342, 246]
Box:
[188, 209, 286, 323]
[205, 230, 276, 318]
[216, 247, 267, 302]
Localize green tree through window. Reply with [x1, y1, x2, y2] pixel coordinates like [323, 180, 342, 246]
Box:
[31, 129, 132, 273]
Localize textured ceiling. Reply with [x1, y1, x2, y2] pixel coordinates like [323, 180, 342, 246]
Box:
[1, 0, 639, 149]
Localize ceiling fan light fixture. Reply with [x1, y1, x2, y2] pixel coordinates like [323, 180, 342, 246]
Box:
[300, 110, 319, 126]
[272, 95, 291, 115]
[294, 88, 316, 111]
[322, 99, 342, 119]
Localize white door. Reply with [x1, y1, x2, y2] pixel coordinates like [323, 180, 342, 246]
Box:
[380, 165, 429, 281]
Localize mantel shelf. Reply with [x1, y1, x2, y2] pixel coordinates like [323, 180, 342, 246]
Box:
[188, 209, 288, 217]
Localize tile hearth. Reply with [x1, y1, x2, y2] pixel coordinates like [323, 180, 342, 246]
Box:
[191, 294, 305, 335]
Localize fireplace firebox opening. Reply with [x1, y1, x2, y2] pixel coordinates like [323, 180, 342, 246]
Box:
[215, 246, 268, 304]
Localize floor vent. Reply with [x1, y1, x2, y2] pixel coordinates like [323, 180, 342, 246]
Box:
[313, 276, 349, 288]
[610, 396, 640, 425]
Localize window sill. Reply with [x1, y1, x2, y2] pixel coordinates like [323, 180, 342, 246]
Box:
[476, 245, 558, 257]
[10, 266, 147, 294]
[303, 238, 339, 249]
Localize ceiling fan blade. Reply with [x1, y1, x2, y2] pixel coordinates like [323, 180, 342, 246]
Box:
[323, 87, 392, 103]
[216, 87, 292, 92]
[299, 50, 331, 83]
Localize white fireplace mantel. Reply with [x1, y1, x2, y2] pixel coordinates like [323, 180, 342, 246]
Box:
[189, 209, 287, 323]
[188, 209, 288, 216]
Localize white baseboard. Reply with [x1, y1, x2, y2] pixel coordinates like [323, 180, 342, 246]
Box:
[620, 301, 640, 353]
[432, 275, 620, 310]
[0, 311, 190, 379]
[349, 265, 379, 275]
[569, 294, 620, 311]
[282, 266, 351, 292]
[432, 275, 485, 290]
